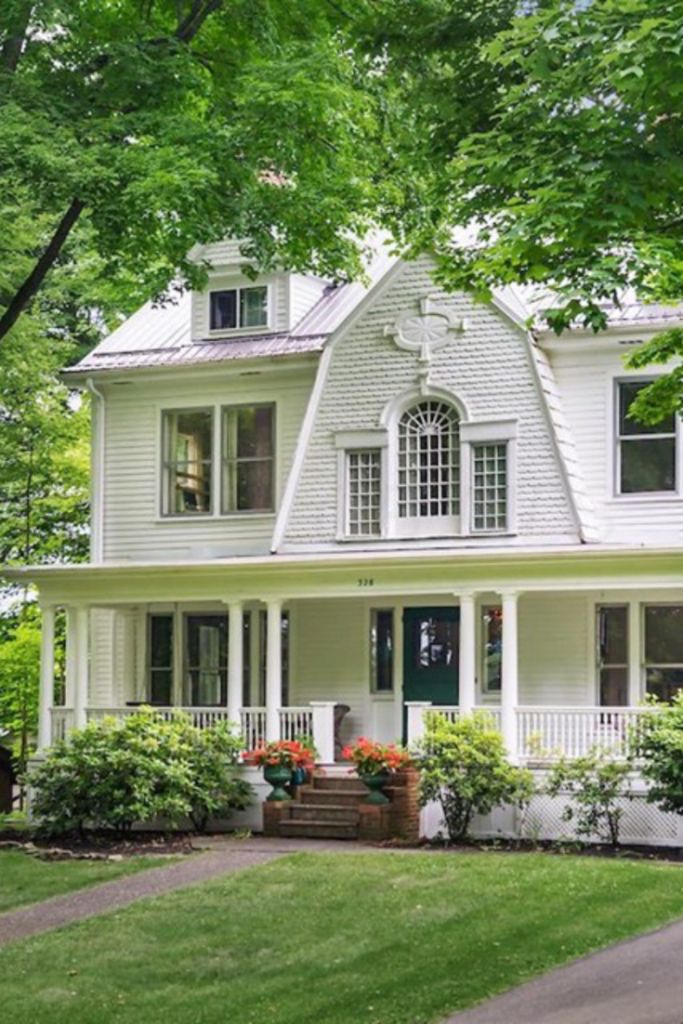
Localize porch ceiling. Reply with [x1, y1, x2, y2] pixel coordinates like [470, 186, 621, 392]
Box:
[8, 544, 683, 605]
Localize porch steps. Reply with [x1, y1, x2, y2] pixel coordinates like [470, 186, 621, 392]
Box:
[274, 774, 366, 840]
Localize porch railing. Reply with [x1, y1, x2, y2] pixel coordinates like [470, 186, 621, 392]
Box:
[50, 708, 74, 743]
[278, 706, 314, 743]
[406, 703, 652, 761]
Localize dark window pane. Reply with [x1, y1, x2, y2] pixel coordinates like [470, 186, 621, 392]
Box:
[150, 615, 173, 668]
[371, 610, 394, 692]
[210, 290, 237, 330]
[236, 461, 273, 511]
[240, 286, 268, 327]
[150, 670, 172, 706]
[646, 667, 683, 702]
[645, 606, 683, 663]
[414, 616, 457, 669]
[620, 438, 675, 493]
[186, 615, 227, 706]
[600, 667, 628, 706]
[598, 606, 628, 664]
[236, 406, 273, 459]
[242, 612, 251, 707]
[619, 382, 675, 436]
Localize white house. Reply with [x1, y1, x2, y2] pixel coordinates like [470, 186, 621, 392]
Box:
[14, 239, 683, 842]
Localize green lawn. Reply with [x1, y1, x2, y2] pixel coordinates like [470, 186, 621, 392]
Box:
[0, 851, 170, 914]
[2, 850, 683, 1024]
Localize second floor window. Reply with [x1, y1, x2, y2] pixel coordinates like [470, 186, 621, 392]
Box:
[398, 400, 460, 520]
[210, 286, 268, 331]
[162, 408, 213, 514]
[347, 449, 381, 536]
[222, 405, 274, 513]
[617, 380, 676, 494]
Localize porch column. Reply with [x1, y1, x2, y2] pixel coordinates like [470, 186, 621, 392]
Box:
[458, 592, 476, 714]
[227, 601, 243, 726]
[38, 604, 56, 750]
[74, 605, 89, 729]
[627, 600, 641, 706]
[265, 599, 283, 741]
[500, 590, 519, 761]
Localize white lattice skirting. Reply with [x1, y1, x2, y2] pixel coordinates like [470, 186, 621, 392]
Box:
[420, 777, 683, 847]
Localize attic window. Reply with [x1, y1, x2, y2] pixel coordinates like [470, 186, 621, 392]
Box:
[210, 286, 268, 331]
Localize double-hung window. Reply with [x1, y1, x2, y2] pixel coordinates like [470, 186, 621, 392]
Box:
[370, 609, 394, 692]
[347, 450, 382, 536]
[162, 409, 213, 515]
[644, 605, 683, 701]
[209, 286, 268, 331]
[617, 380, 676, 494]
[148, 614, 174, 705]
[161, 404, 275, 516]
[222, 404, 274, 513]
[596, 605, 628, 706]
[480, 606, 502, 695]
[185, 614, 228, 706]
[472, 443, 508, 532]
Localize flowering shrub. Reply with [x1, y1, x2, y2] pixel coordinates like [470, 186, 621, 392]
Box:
[244, 740, 315, 771]
[342, 737, 411, 776]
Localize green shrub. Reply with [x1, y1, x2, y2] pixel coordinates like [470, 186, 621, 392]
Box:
[416, 712, 534, 842]
[636, 693, 683, 815]
[28, 709, 253, 836]
[546, 747, 633, 846]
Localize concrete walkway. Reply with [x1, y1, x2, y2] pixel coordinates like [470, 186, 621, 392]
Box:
[0, 837, 369, 947]
[446, 916, 683, 1024]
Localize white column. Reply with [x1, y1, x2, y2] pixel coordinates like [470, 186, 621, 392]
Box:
[38, 605, 56, 750]
[227, 602, 243, 725]
[265, 599, 282, 741]
[310, 702, 336, 764]
[500, 590, 519, 761]
[65, 606, 77, 710]
[74, 605, 89, 729]
[458, 592, 476, 714]
[628, 599, 641, 707]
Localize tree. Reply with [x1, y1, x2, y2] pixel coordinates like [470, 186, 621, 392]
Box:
[637, 693, 683, 816]
[0, 616, 40, 801]
[0, 0, 383, 343]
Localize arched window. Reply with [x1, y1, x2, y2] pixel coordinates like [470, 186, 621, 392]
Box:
[398, 400, 460, 519]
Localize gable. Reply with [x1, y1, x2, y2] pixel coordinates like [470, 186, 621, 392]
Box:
[281, 256, 584, 550]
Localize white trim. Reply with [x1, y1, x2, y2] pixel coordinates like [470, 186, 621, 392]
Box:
[460, 419, 518, 443]
[204, 279, 273, 338]
[334, 429, 388, 449]
[85, 378, 105, 563]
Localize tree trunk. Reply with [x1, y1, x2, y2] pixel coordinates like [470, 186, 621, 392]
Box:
[1, 1, 33, 75]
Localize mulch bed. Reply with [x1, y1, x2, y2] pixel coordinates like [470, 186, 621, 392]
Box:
[0, 829, 195, 860]
[415, 836, 683, 864]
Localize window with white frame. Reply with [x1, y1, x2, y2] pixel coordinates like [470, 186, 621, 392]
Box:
[597, 605, 628, 706]
[480, 605, 502, 694]
[222, 404, 274, 513]
[398, 400, 460, 520]
[209, 286, 268, 331]
[644, 604, 683, 701]
[347, 449, 382, 536]
[370, 609, 394, 692]
[617, 380, 676, 494]
[162, 408, 213, 515]
[472, 443, 508, 532]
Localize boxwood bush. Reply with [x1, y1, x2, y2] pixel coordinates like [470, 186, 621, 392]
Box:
[28, 709, 252, 836]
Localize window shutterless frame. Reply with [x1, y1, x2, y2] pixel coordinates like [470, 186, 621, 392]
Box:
[208, 285, 270, 333]
[369, 609, 394, 692]
[160, 407, 214, 517]
[220, 403, 276, 515]
[614, 378, 678, 496]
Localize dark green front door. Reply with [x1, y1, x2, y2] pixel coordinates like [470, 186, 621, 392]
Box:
[403, 607, 460, 723]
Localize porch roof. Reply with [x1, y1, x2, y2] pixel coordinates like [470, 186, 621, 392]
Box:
[8, 543, 683, 605]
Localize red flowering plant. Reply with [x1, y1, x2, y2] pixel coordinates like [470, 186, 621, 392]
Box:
[342, 737, 412, 777]
[243, 740, 315, 771]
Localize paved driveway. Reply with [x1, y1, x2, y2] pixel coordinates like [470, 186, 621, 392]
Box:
[446, 916, 683, 1024]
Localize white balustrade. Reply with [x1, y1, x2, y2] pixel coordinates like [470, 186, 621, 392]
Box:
[240, 707, 266, 750]
[278, 706, 314, 743]
[516, 706, 651, 762]
[50, 708, 74, 743]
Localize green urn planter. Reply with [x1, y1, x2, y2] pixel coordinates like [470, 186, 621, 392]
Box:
[263, 763, 293, 801]
[359, 771, 390, 805]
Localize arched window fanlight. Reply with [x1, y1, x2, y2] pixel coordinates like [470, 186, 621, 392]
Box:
[398, 400, 460, 519]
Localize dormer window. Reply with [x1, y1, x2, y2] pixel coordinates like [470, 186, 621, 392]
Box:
[209, 286, 268, 331]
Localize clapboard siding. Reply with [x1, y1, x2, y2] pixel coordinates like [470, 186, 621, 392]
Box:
[102, 368, 315, 561]
[518, 593, 593, 705]
[550, 345, 683, 543]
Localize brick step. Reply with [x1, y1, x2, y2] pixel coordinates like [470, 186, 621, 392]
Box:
[278, 820, 359, 840]
[312, 775, 365, 792]
[299, 787, 364, 807]
[289, 803, 360, 825]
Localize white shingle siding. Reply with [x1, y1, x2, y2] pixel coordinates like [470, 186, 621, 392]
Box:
[101, 368, 315, 561]
[284, 258, 580, 548]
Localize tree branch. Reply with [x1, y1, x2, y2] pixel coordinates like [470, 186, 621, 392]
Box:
[1, 1, 34, 75]
[176, 0, 224, 44]
[0, 198, 85, 344]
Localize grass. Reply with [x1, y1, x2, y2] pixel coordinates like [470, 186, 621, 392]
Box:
[2, 850, 683, 1024]
[0, 850, 171, 914]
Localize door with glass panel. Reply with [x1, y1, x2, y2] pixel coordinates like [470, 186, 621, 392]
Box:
[403, 607, 459, 721]
[185, 615, 227, 707]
